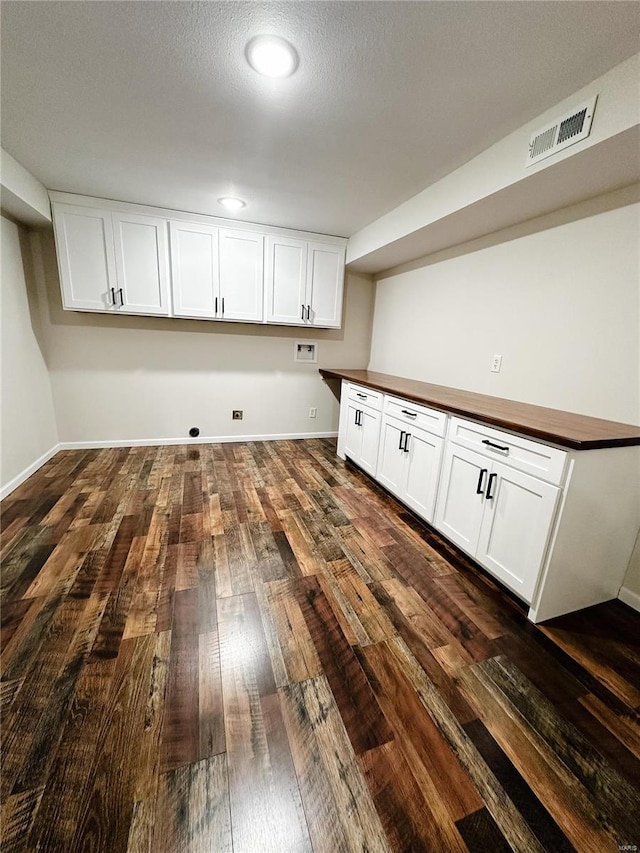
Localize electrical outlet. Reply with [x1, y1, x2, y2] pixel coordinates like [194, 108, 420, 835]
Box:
[232, 410, 243, 420]
[491, 354, 503, 373]
[309, 407, 317, 419]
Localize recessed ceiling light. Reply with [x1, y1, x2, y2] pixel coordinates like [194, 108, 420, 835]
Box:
[246, 35, 298, 78]
[218, 197, 246, 211]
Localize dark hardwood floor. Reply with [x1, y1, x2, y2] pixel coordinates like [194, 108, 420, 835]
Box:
[1, 439, 639, 852]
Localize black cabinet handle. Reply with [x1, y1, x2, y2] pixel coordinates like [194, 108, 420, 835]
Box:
[109, 287, 116, 305]
[215, 296, 219, 316]
[301, 304, 305, 320]
[401, 409, 417, 418]
[356, 393, 367, 399]
[482, 439, 509, 453]
[403, 432, 410, 453]
[221, 297, 225, 316]
[398, 430, 405, 451]
[306, 304, 311, 320]
[118, 288, 124, 306]
[476, 468, 488, 495]
[354, 410, 359, 426]
[486, 472, 498, 500]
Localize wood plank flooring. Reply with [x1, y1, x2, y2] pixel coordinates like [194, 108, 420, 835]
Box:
[1, 439, 639, 852]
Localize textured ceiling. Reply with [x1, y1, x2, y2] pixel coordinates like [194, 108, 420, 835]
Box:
[2, 1, 639, 236]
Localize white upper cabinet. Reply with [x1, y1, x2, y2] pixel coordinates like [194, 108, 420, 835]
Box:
[169, 221, 219, 319]
[265, 236, 308, 325]
[306, 242, 345, 328]
[53, 203, 118, 312]
[266, 236, 344, 327]
[218, 229, 264, 323]
[50, 193, 346, 326]
[112, 213, 170, 316]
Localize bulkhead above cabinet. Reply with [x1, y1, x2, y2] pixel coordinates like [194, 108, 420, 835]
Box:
[49, 192, 346, 328]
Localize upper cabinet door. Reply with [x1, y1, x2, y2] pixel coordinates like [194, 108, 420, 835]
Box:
[112, 213, 170, 316]
[52, 203, 118, 312]
[218, 229, 264, 323]
[169, 221, 219, 319]
[306, 242, 345, 328]
[265, 236, 308, 325]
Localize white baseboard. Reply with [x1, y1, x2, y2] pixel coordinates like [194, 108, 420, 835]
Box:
[58, 431, 338, 450]
[618, 585, 640, 613]
[0, 443, 62, 501]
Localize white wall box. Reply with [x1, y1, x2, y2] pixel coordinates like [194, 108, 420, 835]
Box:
[51, 192, 347, 327]
[332, 372, 640, 623]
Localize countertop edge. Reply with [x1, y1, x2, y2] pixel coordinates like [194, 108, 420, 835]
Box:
[319, 368, 640, 451]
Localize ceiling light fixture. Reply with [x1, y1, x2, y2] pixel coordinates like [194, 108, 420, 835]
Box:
[245, 35, 298, 78]
[218, 197, 246, 211]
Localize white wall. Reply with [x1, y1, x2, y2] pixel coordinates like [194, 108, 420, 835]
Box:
[1, 216, 58, 494]
[31, 228, 373, 445]
[369, 193, 640, 424]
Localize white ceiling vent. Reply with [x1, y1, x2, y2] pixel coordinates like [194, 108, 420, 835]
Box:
[526, 95, 597, 167]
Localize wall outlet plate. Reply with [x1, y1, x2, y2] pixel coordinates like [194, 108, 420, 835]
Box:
[491, 354, 503, 373]
[232, 410, 243, 420]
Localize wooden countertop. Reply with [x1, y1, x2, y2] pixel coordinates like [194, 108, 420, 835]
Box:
[319, 368, 640, 450]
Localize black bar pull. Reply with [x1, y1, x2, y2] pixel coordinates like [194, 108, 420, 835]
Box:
[215, 296, 218, 316]
[482, 439, 509, 453]
[401, 409, 417, 418]
[354, 409, 359, 425]
[403, 432, 410, 453]
[476, 468, 488, 495]
[356, 392, 367, 399]
[118, 288, 124, 306]
[109, 287, 116, 305]
[306, 304, 311, 320]
[222, 297, 225, 316]
[398, 430, 405, 451]
[486, 472, 498, 500]
[301, 304, 305, 320]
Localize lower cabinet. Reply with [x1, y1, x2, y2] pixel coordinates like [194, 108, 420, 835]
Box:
[377, 415, 443, 522]
[434, 443, 559, 602]
[335, 377, 638, 622]
[343, 401, 381, 478]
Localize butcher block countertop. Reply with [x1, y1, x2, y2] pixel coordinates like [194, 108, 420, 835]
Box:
[319, 368, 640, 450]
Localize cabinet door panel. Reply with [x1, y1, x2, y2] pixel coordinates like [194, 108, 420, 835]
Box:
[434, 444, 486, 556]
[359, 408, 381, 477]
[218, 229, 264, 323]
[377, 418, 406, 498]
[265, 236, 307, 324]
[344, 403, 363, 462]
[477, 463, 559, 603]
[112, 213, 169, 315]
[404, 430, 443, 523]
[306, 242, 345, 328]
[53, 204, 117, 312]
[169, 222, 218, 318]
